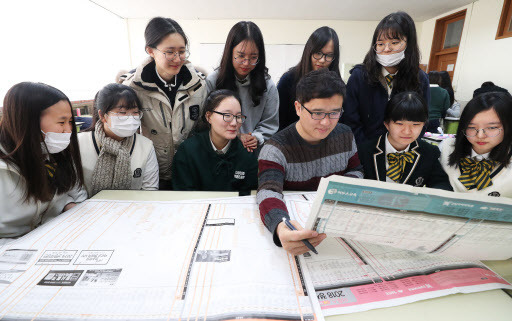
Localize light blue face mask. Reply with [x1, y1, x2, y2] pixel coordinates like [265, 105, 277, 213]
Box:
[41, 130, 71, 154]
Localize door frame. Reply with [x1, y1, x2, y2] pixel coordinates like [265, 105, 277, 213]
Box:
[427, 9, 467, 73]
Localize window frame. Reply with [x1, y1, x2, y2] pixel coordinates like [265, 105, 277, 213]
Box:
[496, 0, 512, 40]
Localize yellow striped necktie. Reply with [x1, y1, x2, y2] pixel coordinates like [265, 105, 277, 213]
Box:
[385, 74, 394, 89]
[458, 157, 497, 190]
[44, 161, 57, 179]
[386, 151, 415, 182]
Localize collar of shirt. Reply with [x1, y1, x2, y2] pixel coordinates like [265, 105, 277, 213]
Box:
[471, 149, 490, 161]
[209, 133, 231, 155]
[155, 65, 177, 88]
[235, 74, 250, 86]
[381, 67, 397, 97]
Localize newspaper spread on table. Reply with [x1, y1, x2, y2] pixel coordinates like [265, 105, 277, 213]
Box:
[287, 192, 512, 315]
[305, 176, 512, 260]
[0, 199, 323, 321]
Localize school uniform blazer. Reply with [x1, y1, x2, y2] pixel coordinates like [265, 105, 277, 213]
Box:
[341, 64, 430, 145]
[359, 135, 452, 190]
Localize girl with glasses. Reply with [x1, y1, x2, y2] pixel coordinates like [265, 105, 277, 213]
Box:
[0, 82, 86, 238]
[119, 17, 208, 190]
[359, 91, 451, 190]
[77, 83, 159, 196]
[206, 21, 278, 153]
[172, 90, 258, 195]
[277, 26, 341, 131]
[440, 92, 512, 197]
[341, 11, 430, 146]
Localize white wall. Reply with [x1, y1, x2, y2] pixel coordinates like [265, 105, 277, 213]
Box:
[0, 0, 130, 102]
[126, 19, 380, 82]
[418, 0, 512, 101]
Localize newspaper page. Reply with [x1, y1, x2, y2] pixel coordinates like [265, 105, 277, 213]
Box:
[304, 176, 512, 260]
[287, 196, 512, 315]
[0, 199, 323, 321]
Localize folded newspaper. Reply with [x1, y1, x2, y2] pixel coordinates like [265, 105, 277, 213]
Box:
[305, 176, 512, 260]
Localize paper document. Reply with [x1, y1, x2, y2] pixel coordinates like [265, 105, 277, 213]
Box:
[286, 195, 512, 315]
[305, 176, 512, 260]
[0, 199, 323, 321]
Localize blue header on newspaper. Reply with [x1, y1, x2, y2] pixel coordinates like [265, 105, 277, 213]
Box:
[323, 181, 512, 223]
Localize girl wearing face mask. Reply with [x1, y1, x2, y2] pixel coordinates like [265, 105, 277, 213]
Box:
[78, 83, 159, 196]
[206, 21, 279, 153]
[277, 26, 341, 131]
[0, 82, 86, 238]
[172, 90, 258, 195]
[440, 92, 512, 198]
[342, 11, 430, 146]
[120, 17, 207, 190]
[359, 91, 451, 190]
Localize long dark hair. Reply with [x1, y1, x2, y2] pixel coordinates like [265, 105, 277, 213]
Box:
[145, 17, 188, 52]
[448, 92, 512, 166]
[216, 21, 268, 106]
[384, 91, 428, 123]
[439, 71, 455, 105]
[90, 83, 142, 128]
[290, 26, 341, 99]
[362, 11, 421, 93]
[0, 82, 84, 202]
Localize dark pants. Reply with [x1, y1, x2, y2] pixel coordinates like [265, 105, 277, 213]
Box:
[426, 119, 441, 133]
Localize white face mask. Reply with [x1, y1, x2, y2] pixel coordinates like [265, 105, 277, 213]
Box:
[376, 50, 405, 67]
[41, 131, 71, 154]
[108, 116, 141, 138]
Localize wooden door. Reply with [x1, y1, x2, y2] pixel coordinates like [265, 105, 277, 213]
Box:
[428, 10, 466, 81]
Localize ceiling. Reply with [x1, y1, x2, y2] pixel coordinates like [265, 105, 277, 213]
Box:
[90, 0, 475, 21]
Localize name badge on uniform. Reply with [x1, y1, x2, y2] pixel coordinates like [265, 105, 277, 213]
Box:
[234, 171, 245, 180]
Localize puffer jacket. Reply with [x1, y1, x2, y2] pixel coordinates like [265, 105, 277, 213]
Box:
[121, 57, 208, 180]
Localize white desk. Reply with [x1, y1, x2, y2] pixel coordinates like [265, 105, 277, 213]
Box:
[93, 190, 512, 320]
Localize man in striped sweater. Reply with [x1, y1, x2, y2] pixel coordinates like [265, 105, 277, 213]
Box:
[257, 69, 363, 255]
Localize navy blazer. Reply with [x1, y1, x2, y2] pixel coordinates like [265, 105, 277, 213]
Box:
[341, 64, 430, 145]
[359, 135, 452, 190]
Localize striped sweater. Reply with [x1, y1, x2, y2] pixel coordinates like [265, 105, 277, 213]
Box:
[257, 123, 363, 245]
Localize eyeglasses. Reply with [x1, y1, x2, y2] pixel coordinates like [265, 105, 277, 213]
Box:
[463, 127, 502, 138]
[109, 111, 143, 120]
[301, 104, 343, 120]
[373, 40, 407, 54]
[312, 51, 335, 62]
[233, 54, 259, 66]
[212, 111, 247, 123]
[154, 47, 190, 61]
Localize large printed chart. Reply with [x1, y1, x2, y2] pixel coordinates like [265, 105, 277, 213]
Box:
[305, 176, 512, 260]
[0, 199, 322, 321]
[288, 196, 512, 316]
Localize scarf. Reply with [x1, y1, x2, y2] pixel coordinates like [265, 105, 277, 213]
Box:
[90, 122, 133, 195]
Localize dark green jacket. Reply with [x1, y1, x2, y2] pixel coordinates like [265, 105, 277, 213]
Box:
[172, 131, 258, 195]
[429, 86, 450, 120]
[359, 134, 452, 190]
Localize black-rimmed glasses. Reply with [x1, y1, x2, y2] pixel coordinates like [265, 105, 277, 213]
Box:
[301, 104, 342, 120]
[312, 52, 335, 62]
[212, 111, 247, 123]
